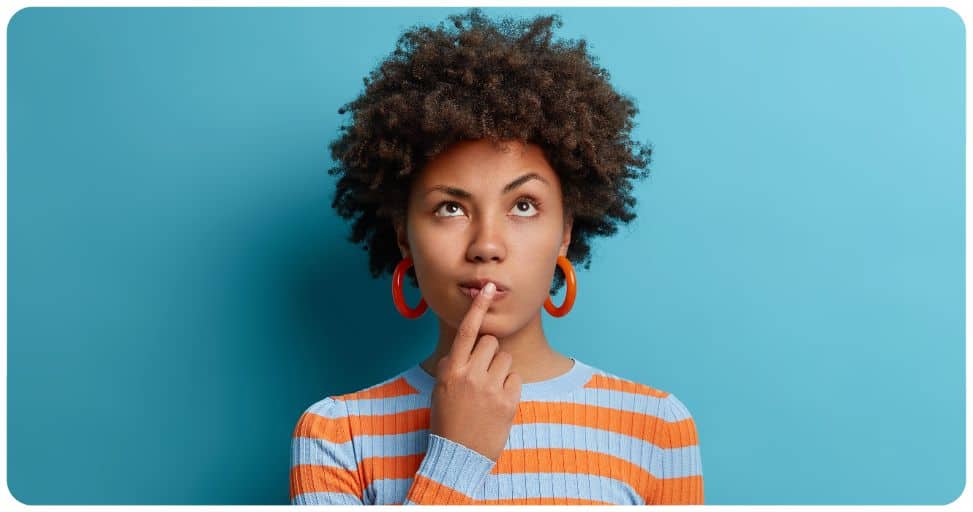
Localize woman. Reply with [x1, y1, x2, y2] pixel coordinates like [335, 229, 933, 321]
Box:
[290, 8, 703, 505]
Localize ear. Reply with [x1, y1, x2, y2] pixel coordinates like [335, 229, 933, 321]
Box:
[394, 217, 411, 260]
[559, 216, 573, 257]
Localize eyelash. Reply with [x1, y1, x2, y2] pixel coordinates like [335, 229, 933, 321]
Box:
[434, 196, 542, 219]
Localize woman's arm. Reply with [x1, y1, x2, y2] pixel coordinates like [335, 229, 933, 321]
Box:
[289, 397, 364, 505]
[648, 393, 705, 504]
[289, 397, 496, 505]
[401, 433, 497, 504]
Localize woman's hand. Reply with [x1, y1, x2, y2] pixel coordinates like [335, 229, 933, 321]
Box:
[428, 282, 522, 462]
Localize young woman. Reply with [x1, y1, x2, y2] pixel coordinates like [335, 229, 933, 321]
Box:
[290, 8, 703, 505]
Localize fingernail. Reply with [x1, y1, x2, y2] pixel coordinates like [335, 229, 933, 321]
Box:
[482, 282, 496, 296]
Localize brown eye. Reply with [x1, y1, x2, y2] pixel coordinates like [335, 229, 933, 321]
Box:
[511, 198, 540, 217]
[434, 201, 465, 217]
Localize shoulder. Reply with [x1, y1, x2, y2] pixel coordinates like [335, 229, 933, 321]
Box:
[581, 365, 700, 430]
[582, 366, 677, 412]
[292, 367, 424, 432]
[291, 395, 350, 441]
[589, 371, 702, 460]
[658, 391, 697, 422]
[648, 389, 701, 459]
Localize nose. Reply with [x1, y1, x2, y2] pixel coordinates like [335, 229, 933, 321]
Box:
[465, 215, 506, 263]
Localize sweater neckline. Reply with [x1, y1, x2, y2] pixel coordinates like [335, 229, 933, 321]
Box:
[403, 357, 594, 399]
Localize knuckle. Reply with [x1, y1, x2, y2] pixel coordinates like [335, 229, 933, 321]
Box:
[442, 365, 462, 381]
[459, 370, 478, 385]
[507, 372, 522, 388]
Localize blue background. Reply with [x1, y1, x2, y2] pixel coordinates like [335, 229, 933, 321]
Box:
[6, 6, 965, 505]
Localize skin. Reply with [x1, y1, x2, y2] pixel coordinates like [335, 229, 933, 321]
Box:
[393, 138, 576, 384]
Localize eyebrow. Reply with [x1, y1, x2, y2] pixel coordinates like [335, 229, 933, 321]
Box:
[423, 172, 550, 199]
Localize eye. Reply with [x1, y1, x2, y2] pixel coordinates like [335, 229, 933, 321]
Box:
[511, 197, 541, 217]
[433, 201, 465, 218]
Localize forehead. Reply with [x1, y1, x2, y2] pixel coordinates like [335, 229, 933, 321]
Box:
[415, 139, 559, 189]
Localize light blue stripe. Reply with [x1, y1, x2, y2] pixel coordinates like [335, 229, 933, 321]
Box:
[367, 478, 413, 505]
[324, 429, 430, 459]
[484, 472, 643, 504]
[303, 396, 343, 418]
[290, 436, 357, 473]
[291, 491, 362, 505]
[336, 387, 691, 421]
[365, 472, 646, 505]
[664, 392, 696, 422]
[658, 443, 703, 480]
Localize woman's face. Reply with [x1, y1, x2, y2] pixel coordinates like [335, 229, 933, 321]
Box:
[395, 138, 572, 338]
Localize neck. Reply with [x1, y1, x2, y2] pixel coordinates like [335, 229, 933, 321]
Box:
[420, 310, 573, 383]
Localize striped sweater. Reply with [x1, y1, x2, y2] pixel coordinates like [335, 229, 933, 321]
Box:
[290, 357, 704, 505]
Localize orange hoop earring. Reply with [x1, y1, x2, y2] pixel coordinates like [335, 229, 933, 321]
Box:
[544, 255, 576, 317]
[392, 258, 428, 319]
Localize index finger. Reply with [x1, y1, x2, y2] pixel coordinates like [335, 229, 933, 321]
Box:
[449, 282, 497, 361]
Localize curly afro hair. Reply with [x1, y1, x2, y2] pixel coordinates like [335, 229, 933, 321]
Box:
[327, 7, 653, 296]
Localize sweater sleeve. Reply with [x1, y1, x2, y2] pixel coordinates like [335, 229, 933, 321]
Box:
[402, 433, 497, 504]
[290, 397, 365, 505]
[290, 396, 497, 505]
[651, 392, 705, 505]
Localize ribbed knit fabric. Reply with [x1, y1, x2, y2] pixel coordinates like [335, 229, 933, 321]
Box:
[290, 357, 703, 505]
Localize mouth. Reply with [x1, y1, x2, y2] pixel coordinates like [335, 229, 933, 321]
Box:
[458, 284, 509, 300]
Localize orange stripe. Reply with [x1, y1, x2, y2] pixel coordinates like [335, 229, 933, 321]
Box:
[292, 410, 354, 444]
[289, 463, 363, 502]
[336, 377, 421, 401]
[300, 400, 696, 449]
[339, 373, 668, 401]
[494, 447, 656, 502]
[404, 473, 477, 504]
[361, 453, 424, 483]
[584, 374, 671, 398]
[344, 406, 431, 438]
[493, 448, 640, 477]
[655, 474, 705, 505]
[512, 401, 698, 448]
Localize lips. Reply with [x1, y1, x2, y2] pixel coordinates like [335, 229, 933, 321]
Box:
[459, 284, 508, 300]
[458, 278, 508, 291]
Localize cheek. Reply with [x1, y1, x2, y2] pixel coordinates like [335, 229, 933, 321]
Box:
[409, 236, 463, 307]
[514, 233, 563, 282]
[413, 236, 458, 277]
[520, 266, 558, 304]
